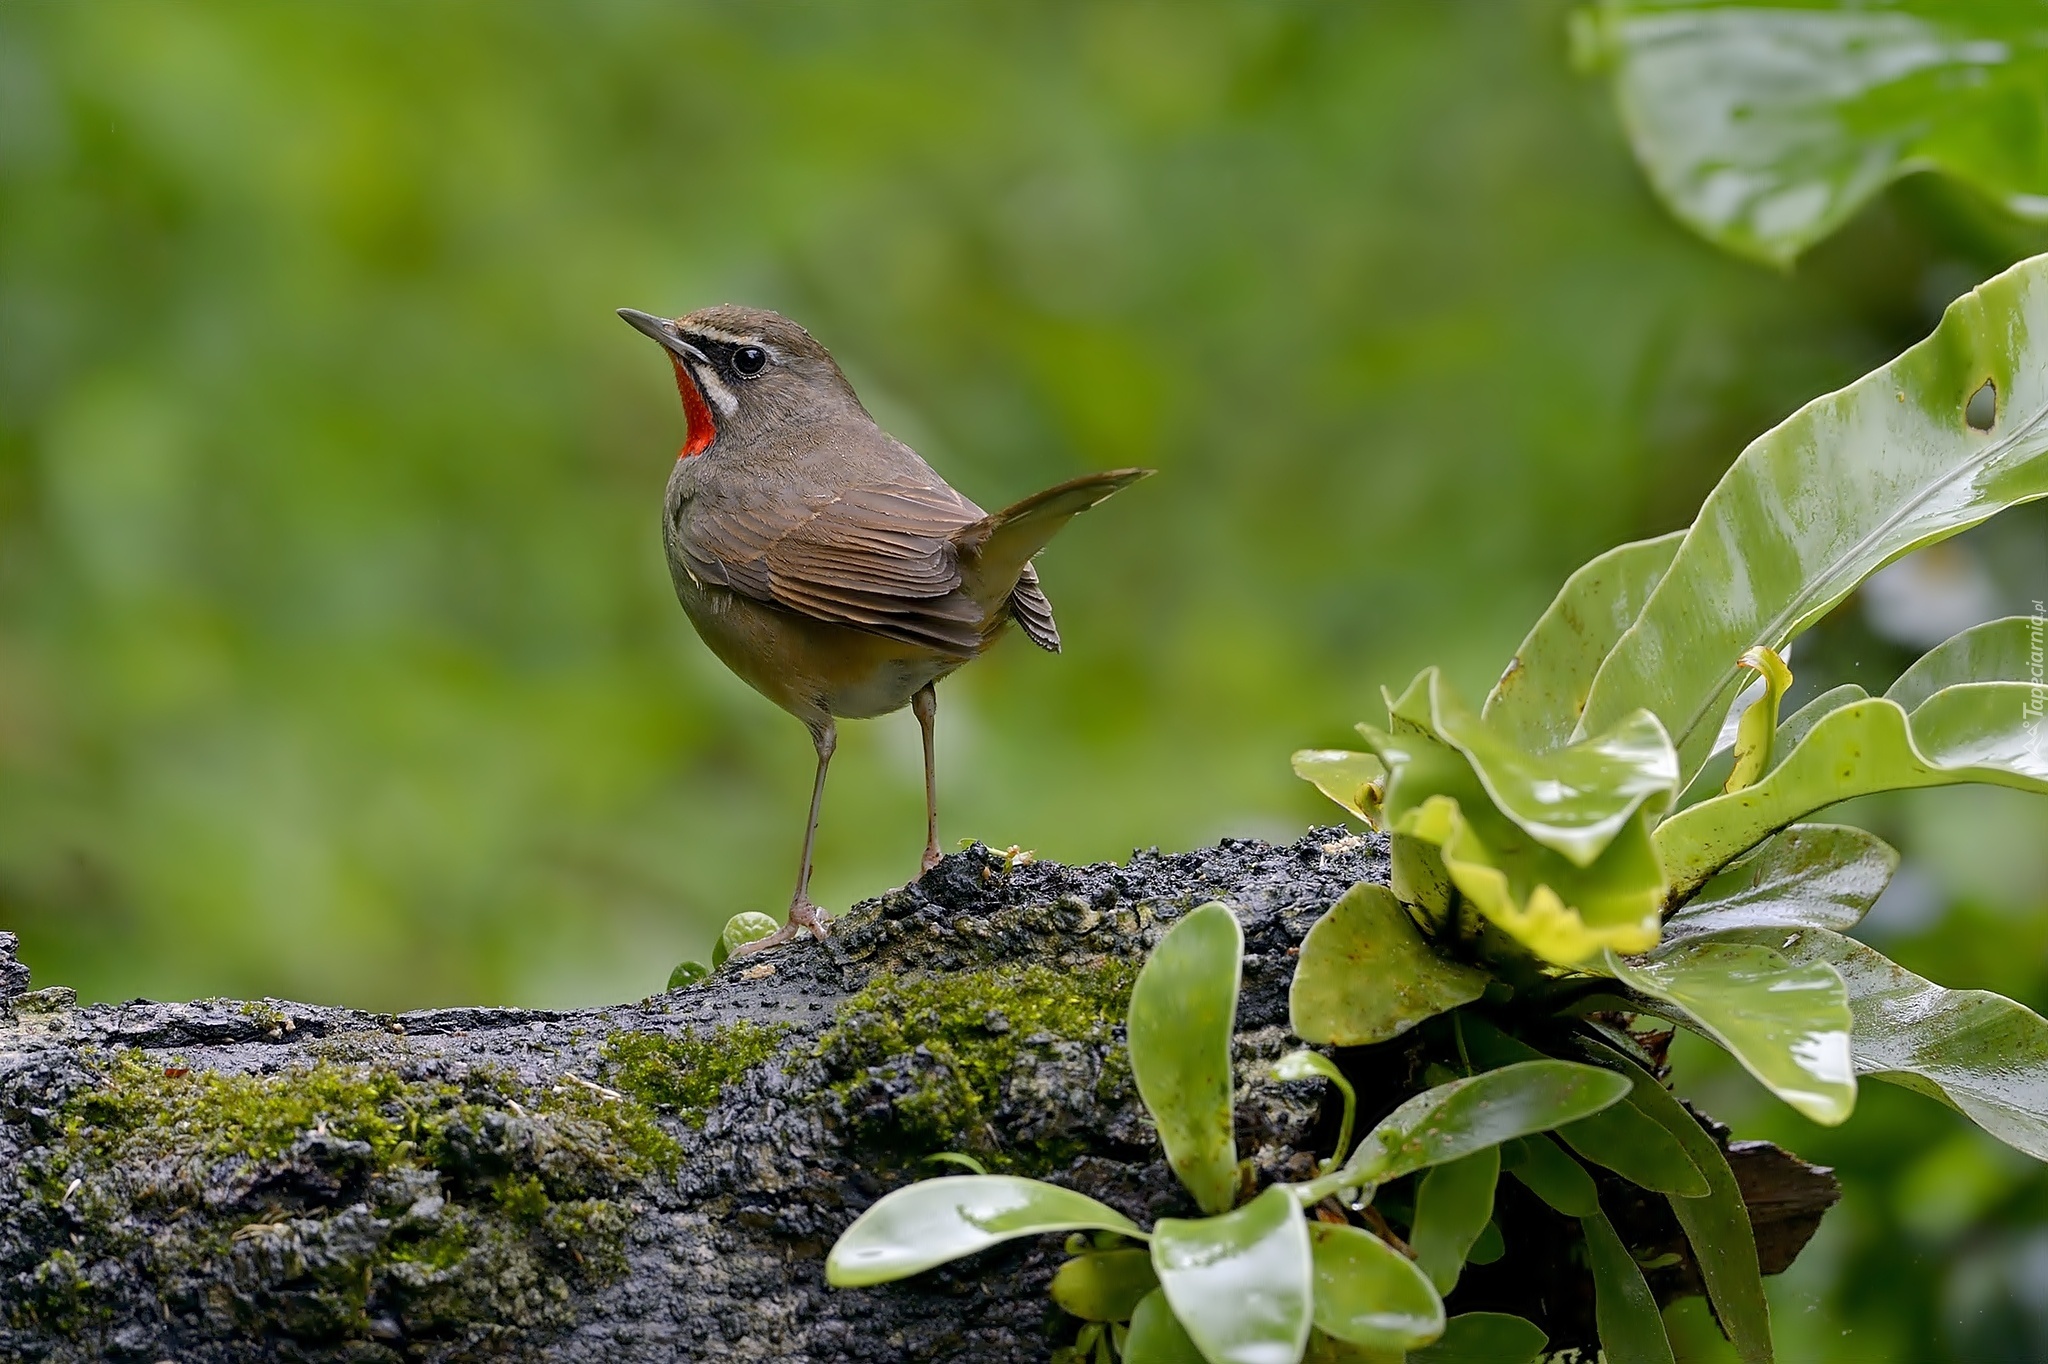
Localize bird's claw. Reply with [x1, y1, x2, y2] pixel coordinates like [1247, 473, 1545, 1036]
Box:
[731, 900, 830, 960]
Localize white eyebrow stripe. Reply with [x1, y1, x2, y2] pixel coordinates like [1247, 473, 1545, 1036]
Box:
[680, 324, 769, 350]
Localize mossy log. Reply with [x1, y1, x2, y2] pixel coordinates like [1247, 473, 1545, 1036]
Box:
[0, 832, 1837, 1362]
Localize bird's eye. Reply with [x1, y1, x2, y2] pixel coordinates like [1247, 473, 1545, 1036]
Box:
[732, 346, 767, 377]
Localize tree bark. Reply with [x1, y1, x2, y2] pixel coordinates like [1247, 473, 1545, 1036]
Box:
[0, 832, 1835, 1363]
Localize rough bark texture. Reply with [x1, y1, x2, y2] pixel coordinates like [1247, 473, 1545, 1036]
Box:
[0, 832, 1837, 1363]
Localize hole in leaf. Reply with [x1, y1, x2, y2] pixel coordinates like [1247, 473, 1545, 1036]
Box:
[1966, 379, 1997, 431]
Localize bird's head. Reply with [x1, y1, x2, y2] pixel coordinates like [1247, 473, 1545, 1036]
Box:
[617, 304, 861, 458]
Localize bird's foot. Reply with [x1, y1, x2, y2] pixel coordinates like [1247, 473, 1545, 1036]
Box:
[731, 899, 830, 960]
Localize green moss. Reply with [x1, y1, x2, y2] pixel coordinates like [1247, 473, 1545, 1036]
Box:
[496, 1173, 551, 1223]
[599, 1020, 787, 1127]
[14, 1049, 678, 1351]
[818, 961, 1137, 1169]
[62, 1053, 419, 1169]
[237, 999, 290, 1035]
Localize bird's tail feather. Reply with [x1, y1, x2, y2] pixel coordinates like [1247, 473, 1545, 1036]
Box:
[952, 468, 1152, 605]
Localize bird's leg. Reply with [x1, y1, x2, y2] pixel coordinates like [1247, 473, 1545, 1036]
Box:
[912, 683, 943, 874]
[734, 718, 837, 957]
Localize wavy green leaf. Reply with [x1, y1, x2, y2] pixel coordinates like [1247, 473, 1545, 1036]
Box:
[1292, 749, 1387, 827]
[1398, 786, 1666, 966]
[1484, 530, 1687, 752]
[1129, 902, 1243, 1215]
[1583, 1209, 1677, 1364]
[1052, 1248, 1160, 1323]
[1577, 1, 2048, 267]
[1665, 824, 1897, 942]
[1888, 614, 2048, 710]
[1409, 1312, 1549, 1364]
[1577, 253, 2048, 785]
[1503, 1134, 1600, 1218]
[1290, 883, 1490, 1047]
[1657, 688, 2048, 900]
[1367, 727, 1666, 965]
[1715, 926, 2048, 1161]
[826, 1176, 1144, 1287]
[1125, 1290, 1206, 1364]
[1313, 1060, 1631, 1197]
[1310, 1222, 1447, 1352]
[1388, 669, 1678, 866]
[1411, 1147, 1499, 1294]
[1575, 1036, 1773, 1364]
[1606, 937, 1855, 1124]
[1152, 1185, 1313, 1364]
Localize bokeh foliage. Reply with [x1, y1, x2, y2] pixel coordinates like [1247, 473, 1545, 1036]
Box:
[4, 5, 2048, 1355]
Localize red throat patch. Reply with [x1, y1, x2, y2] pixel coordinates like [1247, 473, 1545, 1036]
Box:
[671, 356, 717, 458]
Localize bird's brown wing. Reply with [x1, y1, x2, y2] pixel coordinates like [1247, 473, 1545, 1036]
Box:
[679, 477, 991, 655]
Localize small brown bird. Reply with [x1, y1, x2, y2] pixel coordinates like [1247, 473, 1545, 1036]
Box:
[619, 304, 1149, 952]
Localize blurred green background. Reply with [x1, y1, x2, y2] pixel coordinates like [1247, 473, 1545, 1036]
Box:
[3, 2, 2048, 1357]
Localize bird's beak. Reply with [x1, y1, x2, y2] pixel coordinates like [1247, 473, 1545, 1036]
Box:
[617, 308, 709, 364]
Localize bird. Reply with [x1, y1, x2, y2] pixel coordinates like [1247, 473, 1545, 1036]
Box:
[618, 304, 1151, 954]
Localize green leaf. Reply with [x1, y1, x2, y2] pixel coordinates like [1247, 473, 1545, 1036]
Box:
[1125, 1290, 1207, 1364]
[923, 1152, 990, 1176]
[1290, 883, 1490, 1047]
[1052, 1248, 1160, 1323]
[665, 960, 709, 990]
[1391, 830, 1457, 928]
[1580, 1, 2048, 266]
[1292, 749, 1387, 827]
[712, 911, 780, 967]
[1273, 1050, 1358, 1175]
[1688, 685, 1873, 807]
[1301, 1331, 1403, 1364]
[1483, 530, 1687, 753]
[1555, 1096, 1709, 1199]
[1467, 1220, 1505, 1266]
[1656, 688, 2048, 900]
[1410, 1147, 1499, 1294]
[1722, 646, 1793, 793]
[1366, 727, 1667, 966]
[1458, 1018, 1709, 1198]
[1583, 1209, 1676, 1364]
[1409, 1312, 1549, 1364]
[1577, 253, 2048, 786]
[1312, 1060, 1631, 1197]
[1503, 1134, 1599, 1217]
[1129, 902, 1243, 1215]
[1664, 824, 1898, 942]
[1889, 615, 2048, 710]
[1604, 938, 1855, 1125]
[1388, 669, 1679, 866]
[1574, 1036, 1773, 1364]
[1151, 1185, 1313, 1364]
[1310, 1222, 1447, 1352]
[826, 1175, 1145, 1287]
[1714, 926, 2048, 1162]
